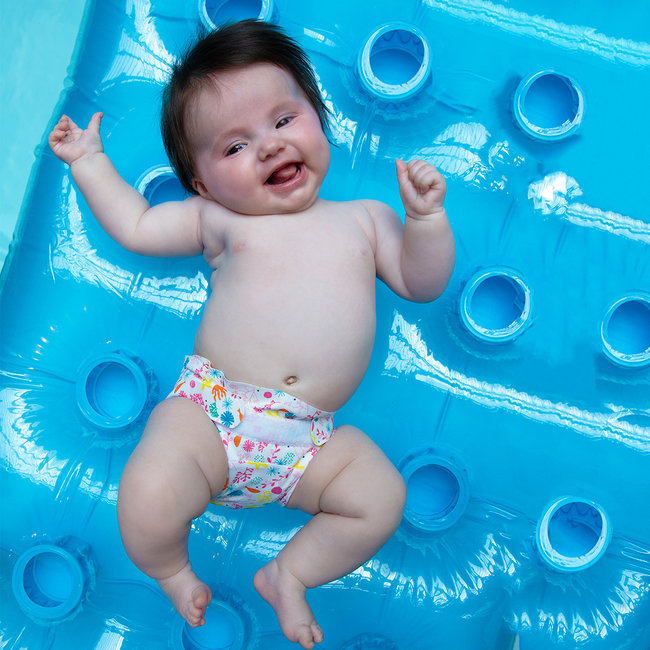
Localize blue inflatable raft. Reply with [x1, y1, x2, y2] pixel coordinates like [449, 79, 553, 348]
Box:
[1, 1, 649, 648]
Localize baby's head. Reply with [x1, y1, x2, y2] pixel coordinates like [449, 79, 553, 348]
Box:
[162, 20, 330, 195]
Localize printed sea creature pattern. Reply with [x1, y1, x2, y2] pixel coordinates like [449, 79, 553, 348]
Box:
[170, 355, 335, 509]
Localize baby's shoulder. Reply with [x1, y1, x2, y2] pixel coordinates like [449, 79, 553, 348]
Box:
[320, 197, 388, 219]
[337, 197, 398, 230]
[356, 198, 397, 217]
[192, 195, 238, 230]
[188, 195, 238, 258]
[190, 194, 227, 217]
[316, 197, 368, 226]
[316, 198, 387, 250]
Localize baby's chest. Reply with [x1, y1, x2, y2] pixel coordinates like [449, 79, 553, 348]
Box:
[229, 219, 374, 276]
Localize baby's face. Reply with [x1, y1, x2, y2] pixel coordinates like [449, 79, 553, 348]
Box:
[187, 63, 330, 215]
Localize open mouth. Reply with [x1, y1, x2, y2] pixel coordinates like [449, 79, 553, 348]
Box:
[266, 162, 302, 186]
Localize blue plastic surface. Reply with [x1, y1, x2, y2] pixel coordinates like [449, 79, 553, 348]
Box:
[2, 0, 650, 648]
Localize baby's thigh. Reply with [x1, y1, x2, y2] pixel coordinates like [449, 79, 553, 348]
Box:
[124, 397, 229, 508]
[287, 425, 406, 517]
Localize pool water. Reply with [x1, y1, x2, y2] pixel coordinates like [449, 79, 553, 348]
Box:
[0, 0, 86, 269]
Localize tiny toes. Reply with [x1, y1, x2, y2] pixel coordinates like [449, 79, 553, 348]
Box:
[296, 622, 322, 649]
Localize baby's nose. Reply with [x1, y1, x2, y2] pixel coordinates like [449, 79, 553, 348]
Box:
[259, 135, 285, 160]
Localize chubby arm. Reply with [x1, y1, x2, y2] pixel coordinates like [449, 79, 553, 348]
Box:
[49, 112, 203, 257]
[365, 159, 455, 302]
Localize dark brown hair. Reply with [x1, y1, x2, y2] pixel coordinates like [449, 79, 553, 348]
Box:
[161, 19, 330, 193]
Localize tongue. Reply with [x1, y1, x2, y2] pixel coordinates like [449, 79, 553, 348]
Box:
[268, 163, 298, 185]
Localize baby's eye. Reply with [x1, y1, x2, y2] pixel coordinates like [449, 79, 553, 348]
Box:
[276, 116, 294, 129]
[226, 143, 246, 156]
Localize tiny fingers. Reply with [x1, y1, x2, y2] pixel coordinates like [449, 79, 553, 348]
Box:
[407, 159, 443, 193]
[396, 158, 447, 216]
[51, 116, 67, 132]
[52, 115, 76, 137]
[49, 119, 70, 145]
[89, 111, 104, 131]
[58, 114, 75, 130]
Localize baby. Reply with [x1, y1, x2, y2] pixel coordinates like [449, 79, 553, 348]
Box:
[49, 20, 455, 649]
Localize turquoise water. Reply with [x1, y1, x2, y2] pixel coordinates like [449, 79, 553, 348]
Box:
[0, 0, 86, 268]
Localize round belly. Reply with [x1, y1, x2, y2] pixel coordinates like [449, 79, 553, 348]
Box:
[193, 287, 376, 411]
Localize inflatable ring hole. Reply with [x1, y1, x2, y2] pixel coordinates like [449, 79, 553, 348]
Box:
[514, 70, 584, 141]
[401, 454, 469, 531]
[460, 269, 532, 343]
[136, 166, 188, 206]
[77, 352, 150, 429]
[175, 600, 245, 650]
[536, 497, 611, 572]
[199, 0, 274, 29]
[12, 545, 86, 621]
[358, 24, 431, 101]
[601, 296, 650, 368]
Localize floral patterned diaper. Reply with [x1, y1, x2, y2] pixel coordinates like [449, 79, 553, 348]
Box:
[168, 355, 335, 509]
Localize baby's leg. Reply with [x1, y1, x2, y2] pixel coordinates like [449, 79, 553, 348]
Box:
[254, 425, 406, 648]
[117, 397, 228, 627]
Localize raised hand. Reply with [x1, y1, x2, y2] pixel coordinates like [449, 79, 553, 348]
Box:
[48, 112, 104, 166]
[396, 159, 446, 219]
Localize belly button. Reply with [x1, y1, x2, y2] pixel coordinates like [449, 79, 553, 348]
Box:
[284, 375, 298, 386]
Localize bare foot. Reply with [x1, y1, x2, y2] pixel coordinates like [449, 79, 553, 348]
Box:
[254, 560, 323, 649]
[158, 563, 212, 627]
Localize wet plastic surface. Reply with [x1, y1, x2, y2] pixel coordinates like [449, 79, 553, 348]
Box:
[1, 0, 649, 648]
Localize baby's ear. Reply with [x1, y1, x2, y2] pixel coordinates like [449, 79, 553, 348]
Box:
[192, 177, 210, 199]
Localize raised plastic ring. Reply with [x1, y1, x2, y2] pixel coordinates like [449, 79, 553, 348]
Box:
[172, 599, 246, 650]
[536, 496, 611, 572]
[77, 351, 150, 429]
[460, 268, 532, 343]
[199, 0, 274, 30]
[357, 23, 431, 102]
[12, 544, 87, 621]
[136, 166, 188, 206]
[401, 452, 469, 532]
[513, 70, 584, 141]
[601, 295, 650, 368]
